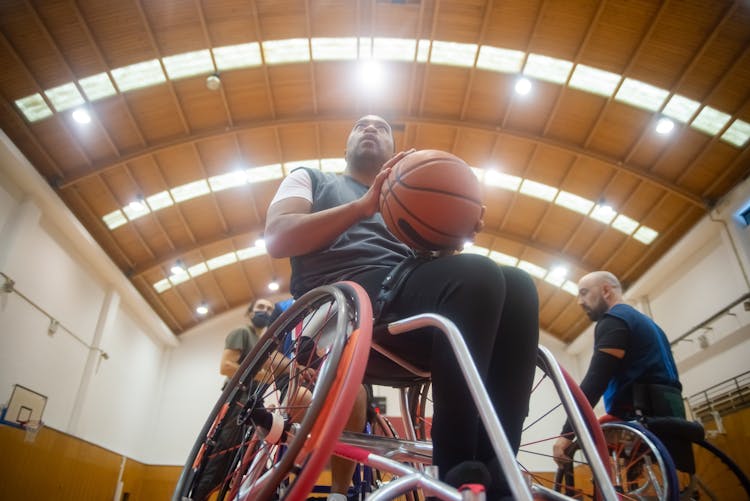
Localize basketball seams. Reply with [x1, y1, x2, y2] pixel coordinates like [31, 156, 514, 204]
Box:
[396, 159, 482, 204]
[386, 183, 467, 240]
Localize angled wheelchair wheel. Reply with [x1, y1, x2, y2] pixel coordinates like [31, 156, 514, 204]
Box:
[173, 282, 372, 501]
[679, 438, 750, 500]
[517, 350, 611, 500]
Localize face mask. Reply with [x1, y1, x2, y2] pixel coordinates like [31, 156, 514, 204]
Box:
[252, 311, 272, 328]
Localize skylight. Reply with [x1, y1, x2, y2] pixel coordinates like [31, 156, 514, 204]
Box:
[690, 106, 731, 135]
[188, 262, 208, 278]
[153, 279, 171, 293]
[122, 200, 150, 220]
[562, 280, 579, 296]
[283, 160, 319, 175]
[237, 245, 266, 260]
[111, 59, 166, 92]
[544, 267, 567, 287]
[518, 260, 547, 279]
[633, 225, 659, 244]
[311, 38, 357, 61]
[15, 94, 53, 122]
[523, 54, 573, 84]
[590, 204, 617, 224]
[247, 164, 284, 182]
[373, 37, 416, 62]
[208, 170, 249, 192]
[358, 38, 372, 59]
[476, 46, 524, 74]
[416, 39, 431, 63]
[77, 73, 117, 101]
[484, 170, 522, 191]
[45, 83, 85, 112]
[662, 94, 700, 124]
[212, 42, 262, 70]
[162, 50, 214, 80]
[615, 78, 669, 112]
[568, 64, 621, 97]
[555, 190, 594, 215]
[489, 251, 519, 267]
[611, 214, 639, 235]
[170, 179, 211, 203]
[206, 251, 238, 270]
[102, 209, 128, 230]
[169, 271, 190, 286]
[463, 245, 490, 256]
[262, 39, 310, 65]
[429, 41, 477, 67]
[146, 191, 174, 211]
[520, 179, 558, 201]
[321, 158, 346, 172]
[721, 119, 750, 147]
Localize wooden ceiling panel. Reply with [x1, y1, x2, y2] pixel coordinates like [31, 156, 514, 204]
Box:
[524, 145, 575, 186]
[420, 66, 471, 118]
[30, 119, 91, 172]
[201, 0, 259, 46]
[411, 123, 458, 153]
[563, 157, 614, 200]
[155, 144, 205, 186]
[124, 87, 188, 142]
[532, 208, 586, 250]
[462, 71, 512, 124]
[277, 123, 320, 162]
[528, 1, 595, 59]
[372, 2, 422, 39]
[498, 196, 546, 236]
[126, 157, 170, 196]
[196, 135, 241, 174]
[309, 1, 358, 38]
[503, 81, 561, 135]
[481, 188, 515, 231]
[256, 0, 308, 41]
[92, 98, 147, 153]
[314, 61, 361, 115]
[268, 65, 314, 118]
[483, 1, 541, 50]
[237, 128, 280, 166]
[215, 186, 265, 229]
[178, 197, 225, 241]
[432, 0, 485, 43]
[452, 129, 496, 168]
[487, 135, 535, 176]
[223, 68, 274, 122]
[131, 216, 175, 258]
[586, 103, 651, 159]
[141, 0, 206, 55]
[173, 78, 230, 132]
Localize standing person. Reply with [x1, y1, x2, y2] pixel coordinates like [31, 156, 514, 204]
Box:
[264, 115, 539, 499]
[552, 271, 684, 467]
[192, 298, 275, 500]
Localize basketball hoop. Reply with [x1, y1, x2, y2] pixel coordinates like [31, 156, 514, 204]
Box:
[22, 419, 43, 443]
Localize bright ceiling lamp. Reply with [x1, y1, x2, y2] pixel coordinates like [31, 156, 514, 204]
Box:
[72, 108, 91, 124]
[358, 59, 384, 93]
[268, 280, 280, 292]
[515, 77, 532, 96]
[655, 117, 675, 135]
[196, 303, 209, 316]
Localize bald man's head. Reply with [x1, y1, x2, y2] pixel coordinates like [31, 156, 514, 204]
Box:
[576, 271, 623, 321]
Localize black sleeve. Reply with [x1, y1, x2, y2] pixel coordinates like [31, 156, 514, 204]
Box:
[560, 317, 628, 436]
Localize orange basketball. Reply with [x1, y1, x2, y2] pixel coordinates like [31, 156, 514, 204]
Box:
[379, 149, 483, 251]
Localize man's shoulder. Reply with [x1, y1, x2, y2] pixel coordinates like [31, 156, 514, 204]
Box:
[225, 326, 250, 343]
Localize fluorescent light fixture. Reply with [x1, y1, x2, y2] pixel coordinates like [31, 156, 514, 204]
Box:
[515, 77, 532, 95]
[489, 251, 519, 267]
[45, 82, 85, 112]
[568, 64, 621, 97]
[518, 260, 547, 279]
[655, 117, 674, 135]
[321, 158, 346, 172]
[561, 280, 579, 296]
[72, 108, 91, 124]
[721, 119, 750, 147]
[463, 245, 489, 256]
[416, 39, 431, 63]
[171, 179, 210, 203]
[153, 279, 171, 293]
[209, 170, 249, 192]
[555, 191, 594, 215]
[476, 46, 524, 74]
[254, 238, 266, 249]
[590, 204, 617, 224]
[373, 37, 416, 61]
[212, 42, 262, 70]
[237, 245, 266, 260]
[282, 160, 318, 176]
[15, 94, 54, 122]
[102, 209, 128, 230]
[247, 164, 284, 182]
[196, 303, 209, 316]
[79, 73, 117, 101]
[662, 94, 700, 124]
[611, 214, 639, 235]
[262, 39, 310, 65]
[311, 37, 357, 61]
[206, 251, 238, 270]
[429, 41, 477, 67]
[633, 225, 659, 245]
[544, 266, 568, 287]
[123, 197, 150, 220]
[111, 59, 166, 92]
[524, 54, 573, 84]
[358, 59, 384, 91]
[520, 179, 557, 201]
[188, 262, 208, 278]
[162, 50, 214, 80]
[146, 191, 174, 211]
[484, 170, 521, 191]
[615, 78, 669, 112]
[268, 280, 280, 292]
[690, 106, 731, 135]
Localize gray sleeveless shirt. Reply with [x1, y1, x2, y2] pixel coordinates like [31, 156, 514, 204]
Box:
[289, 168, 413, 297]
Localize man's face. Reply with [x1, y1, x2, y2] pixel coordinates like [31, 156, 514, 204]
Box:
[344, 115, 394, 169]
[248, 299, 274, 323]
[577, 278, 609, 321]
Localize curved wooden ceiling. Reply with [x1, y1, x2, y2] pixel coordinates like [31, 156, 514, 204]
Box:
[0, 0, 748, 342]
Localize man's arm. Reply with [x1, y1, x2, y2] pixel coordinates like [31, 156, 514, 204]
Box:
[220, 348, 242, 378]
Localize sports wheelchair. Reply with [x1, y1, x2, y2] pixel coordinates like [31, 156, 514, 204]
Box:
[173, 282, 621, 501]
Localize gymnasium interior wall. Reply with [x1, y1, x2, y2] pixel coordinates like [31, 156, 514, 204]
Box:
[1, 131, 748, 492]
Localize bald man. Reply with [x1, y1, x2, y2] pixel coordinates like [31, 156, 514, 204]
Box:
[553, 271, 684, 467]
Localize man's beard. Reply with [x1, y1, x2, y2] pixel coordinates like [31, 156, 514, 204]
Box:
[584, 300, 608, 322]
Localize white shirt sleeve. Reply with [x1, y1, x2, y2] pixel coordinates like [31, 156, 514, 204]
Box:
[269, 168, 313, 206]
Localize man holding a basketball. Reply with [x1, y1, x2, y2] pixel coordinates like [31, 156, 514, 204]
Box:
[265, 115, 539, 499]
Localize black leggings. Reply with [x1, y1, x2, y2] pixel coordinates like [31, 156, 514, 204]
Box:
[352, 253, 539, 489]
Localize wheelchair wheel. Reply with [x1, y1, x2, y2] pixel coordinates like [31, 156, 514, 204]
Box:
[601, 421, 678, 501]
[517, 350, 611, 500]
[173, 282, 372, 501]
[679, 438, 750, 500]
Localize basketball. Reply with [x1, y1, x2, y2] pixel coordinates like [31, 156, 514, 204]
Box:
[379, 149, 483, 251]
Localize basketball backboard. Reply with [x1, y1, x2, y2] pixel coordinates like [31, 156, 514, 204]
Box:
[1, 384, 47, 428]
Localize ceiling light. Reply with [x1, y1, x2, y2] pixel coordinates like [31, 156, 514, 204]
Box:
[561, 280, 579, 296]
[171, 261, 187, 276]
[254, 238, 266, 249]
[655, 117, 674, 135]
[268, 280, 280, 292]
[128, 197, 145, 211]
[196, 303, 209, 316]
[122, 195, 150, 220]
[484, 170, 521, 191]
[515, 77, 532, 96]
[545, 266, 568, 287]
[71, 108, 91, 124]
[205, 74, 221, 91]
[590, 203, 617, 224]
[358, 59, 384, 92]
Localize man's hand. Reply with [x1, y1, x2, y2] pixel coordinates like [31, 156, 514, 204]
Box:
[354, 149, 415, 218]
[553, 436, 574, 467]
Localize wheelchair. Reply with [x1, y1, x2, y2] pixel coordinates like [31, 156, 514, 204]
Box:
[173, 281, 620, 501]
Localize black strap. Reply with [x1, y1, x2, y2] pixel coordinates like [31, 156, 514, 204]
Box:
[373, 256, 428, 323]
